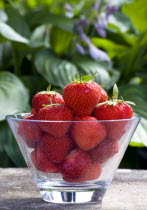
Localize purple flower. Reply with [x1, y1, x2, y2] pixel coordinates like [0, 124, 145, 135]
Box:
[106, 5, 118, 20]
[88, 43, 110, 62]
[94, 22, 106, 38]
[93, 0, 102, 11]
[74, 19, 88, 28]
[75, 28, 110, 61]
[75, 43, 85, 55]
[65, 3, 73, 12]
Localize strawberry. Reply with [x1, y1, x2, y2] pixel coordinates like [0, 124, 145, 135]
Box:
[31, 146, 59, 173]
[31, 108, 37, 115]
[32, 86, 64, 113]
[63, 162, 101, 182]
[37, 104, 73, 137]
[71, 116, 106, 151]
[41, 133, 74, 163]
[60, 148, 91, 179]
[62, 74, 101, 116]
[106, 120, 130, 140]
[99, 87, 108, 103]
[93, 84, 134, 140]
[94, 103, 133, 120]
[18, 114, 42, 148]
[88, 138, 119, 163]
[93, 84, 134, 120]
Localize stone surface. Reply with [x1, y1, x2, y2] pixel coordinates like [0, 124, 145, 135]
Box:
[0, 168, 147, 210]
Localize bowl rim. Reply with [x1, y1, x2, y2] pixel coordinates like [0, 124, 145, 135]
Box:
[5, 113, 141, 123]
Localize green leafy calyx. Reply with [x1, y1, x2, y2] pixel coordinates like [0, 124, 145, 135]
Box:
[69, 72, 97, 84]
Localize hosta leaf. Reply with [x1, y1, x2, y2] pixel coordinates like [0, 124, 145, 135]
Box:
[119, 84, 147, 146]
[34, 49, 78, 88]
[6, 7, 30, 38]
[0, 42, 13, 69]
[122, 0, 147, 32]
[0, 121, 26, 166]
[72, 56, 120, 90]
[0, 72, 29, 121]
[26, 11, 74, 32]
[0, 21, 29, 43]
[130, 117, 147, 147]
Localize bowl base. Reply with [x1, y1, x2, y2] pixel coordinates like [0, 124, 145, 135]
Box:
[36, 179, 110, 204]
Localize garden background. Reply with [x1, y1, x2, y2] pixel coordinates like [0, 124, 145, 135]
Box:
[0, 0, 147, 168]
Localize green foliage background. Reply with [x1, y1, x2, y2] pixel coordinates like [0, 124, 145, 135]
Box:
[0, 0, 147, 167]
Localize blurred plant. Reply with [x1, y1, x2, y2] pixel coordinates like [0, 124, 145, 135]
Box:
[0, 0, 147, 167]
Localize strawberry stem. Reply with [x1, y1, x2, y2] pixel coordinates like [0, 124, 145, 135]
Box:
[113, 84, 118, 99]
[47, 84, 51, 92]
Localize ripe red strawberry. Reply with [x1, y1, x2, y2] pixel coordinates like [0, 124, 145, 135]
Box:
[62, 75, 101, 117]
[32, 87, 64, 113]
[31, 146, 59, 173]
[37, 104, 73, 137]
[71, 116, 106, 151]
[99, 87, 108, 103]
[63, 162, 101, 182]
[41, 133, 74, 163]
[94, 103, 133, 120]
[31, 108, 37, 115]
[60, 148, 91, 179]
[88, 138, 119, 163]
[106, 120, 130, 140]
[93, 84, 134, 120]
[18, 114, 42, 148]
[93, 85, 134, 141]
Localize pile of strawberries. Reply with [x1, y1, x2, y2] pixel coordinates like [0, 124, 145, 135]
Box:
[18, 76, 134, 182]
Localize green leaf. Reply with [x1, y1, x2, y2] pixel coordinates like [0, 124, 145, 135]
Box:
[72, 56, 120, 90]
[26, 11, 74, 32]
[0, 9, 7, 22]
[108, 11, 135, 33]
[130, 117, 147, 147]
[122, 0, 147, 32]
[0, 21, 29, 43]
[29, 24, 50, 48]
[50, 26, 74, 55]
[5, 6, 30, 38]
[0, 42, 13, 69]
[0, 72, 30, 121]
[34, 49, 78, 88]
[91, 37, 129, 59]
[0, 121, 26, 166]
[119, 84, 147, 146]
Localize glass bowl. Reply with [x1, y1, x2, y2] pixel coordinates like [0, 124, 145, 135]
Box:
[6, 114, 140, 204]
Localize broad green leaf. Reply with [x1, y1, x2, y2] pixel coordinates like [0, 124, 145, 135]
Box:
[91, 37, 129, 59]
[107, 25, 137, 46]
[0, 21, 29, 43]
[119, 84, 147, 146]
[0, 9, 7, 22]
[72, 56, 120, 90]
[26, 11, 74, 32]
[34, 49, 78, 88]
[0, 42, 12, 69]
[0, 121, 26, 166]
[50, 26, 74, 55]
[122, 0, 147, 32]
[5, 6, 30, 38]
[29, 24, 50, 48]
[108, 12, 134, 33]
[130, 118, 147, 147]
[0, 72, 30, 121]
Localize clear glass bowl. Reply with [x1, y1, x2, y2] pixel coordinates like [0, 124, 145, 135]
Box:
[6, 114, 140, 204]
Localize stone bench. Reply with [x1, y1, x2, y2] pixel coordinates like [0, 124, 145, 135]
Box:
[0, 168, 147, 209]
